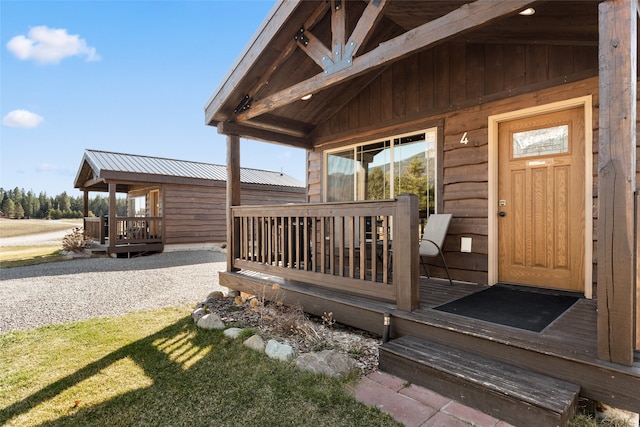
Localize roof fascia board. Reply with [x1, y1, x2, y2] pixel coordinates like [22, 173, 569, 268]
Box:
[235, 0, 536, 122]
[204, 0, 303, 125]
[99, 170, 219, 187]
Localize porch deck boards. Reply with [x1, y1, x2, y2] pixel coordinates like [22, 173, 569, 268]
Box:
[220, 270, 640, 412]
[406, 281, 599, 363]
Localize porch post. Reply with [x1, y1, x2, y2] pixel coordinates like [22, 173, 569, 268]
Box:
[394, 194, 419, 311]
[108, 182, 116, 253]
[83, 190, 89, 217]
[597, 0, 637, 365]
[226, 134, 241, 272]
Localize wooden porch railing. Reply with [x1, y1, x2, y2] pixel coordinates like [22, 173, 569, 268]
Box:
[230, 194, 419, 311]
[84, 216, 163, 245]
[113, 217, 162, 244]
[84, 216, 106, 244]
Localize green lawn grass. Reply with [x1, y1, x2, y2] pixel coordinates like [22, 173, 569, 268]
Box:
[0, 218, 82, 238]
[0, 307, 401, 427]
[0, 245, 67, 268]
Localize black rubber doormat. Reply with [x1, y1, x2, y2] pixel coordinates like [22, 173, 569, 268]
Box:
[433, 284, 579, 332]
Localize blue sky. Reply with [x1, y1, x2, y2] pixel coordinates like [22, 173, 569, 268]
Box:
[0, 0, 307, 197]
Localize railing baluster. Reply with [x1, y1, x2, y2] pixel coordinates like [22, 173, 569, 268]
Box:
[338, 216, 344, 277]
[329, 217, 335, 275]
[360, 216, 366, 280]
[320, 217, 326, 274]
[348, 216, 355, 279]
[382, 215, 389, 284]
[303, 216, 309, 270]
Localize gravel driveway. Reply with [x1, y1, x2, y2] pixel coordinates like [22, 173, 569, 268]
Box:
[0, 250, 228, 334]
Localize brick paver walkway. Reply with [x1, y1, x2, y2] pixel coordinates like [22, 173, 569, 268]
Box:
[354, 371, 516, 427]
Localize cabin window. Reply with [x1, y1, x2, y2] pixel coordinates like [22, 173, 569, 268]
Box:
[325, 128, 438, 216]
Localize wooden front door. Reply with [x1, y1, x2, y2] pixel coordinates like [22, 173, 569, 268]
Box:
[498, 107, 585, 292]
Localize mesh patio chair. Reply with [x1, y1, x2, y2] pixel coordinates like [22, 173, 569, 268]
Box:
[419, 213, 453, 285]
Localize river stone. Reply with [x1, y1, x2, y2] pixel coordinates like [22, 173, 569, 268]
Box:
[243, 334, 265, 352]
[295, 349, 357, 378]
[191, 307, 206, 323]
[265, 339, 295, 361]
[196, 313, 225, 330]
[223, 327, 244, 339]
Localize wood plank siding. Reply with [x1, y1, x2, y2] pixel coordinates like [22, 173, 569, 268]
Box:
[163, 182, 306, 244]
[305, 40, 630, 287]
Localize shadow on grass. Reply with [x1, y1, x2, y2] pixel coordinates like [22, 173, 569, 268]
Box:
[1, 316, 398, 427]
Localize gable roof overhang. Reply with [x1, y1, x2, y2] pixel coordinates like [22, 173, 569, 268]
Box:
[204, 0, 600, 148]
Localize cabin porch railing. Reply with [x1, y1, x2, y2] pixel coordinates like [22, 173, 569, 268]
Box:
[230, 194, 419, 311]
[113, 217, 163, 244]
[83, 217, 106, 244]
[83, 216, 163, 245]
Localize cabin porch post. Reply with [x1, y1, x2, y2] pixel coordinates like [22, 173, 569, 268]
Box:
[83, 190, 89, 218]
[226, 134, 241, 272]
[108, 182, 117, 254]
[597, 0, 637, 366]
[394, 194, 420, 311]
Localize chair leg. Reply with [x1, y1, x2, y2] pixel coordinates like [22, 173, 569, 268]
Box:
[439, 252, 453, 285]
[420, 256, 431, 278]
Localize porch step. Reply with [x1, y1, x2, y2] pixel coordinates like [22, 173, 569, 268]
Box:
[379, 335, 580, 427]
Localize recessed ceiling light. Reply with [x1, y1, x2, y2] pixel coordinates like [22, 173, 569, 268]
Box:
[301, 94, 313, 101]
[519, 7, 535, 16]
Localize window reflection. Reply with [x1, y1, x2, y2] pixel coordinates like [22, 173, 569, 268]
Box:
[325, 128, 437, 216]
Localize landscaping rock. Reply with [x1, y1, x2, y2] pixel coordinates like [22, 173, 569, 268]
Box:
[224, 327, 244, 339]
[243, 334, 265, 352]
[295, 349, 357, 378]
[196, 313, 225, 330]
[207, 291, 225, 300]
[191, 307, 206, 323]
[265, 339, 295, 361]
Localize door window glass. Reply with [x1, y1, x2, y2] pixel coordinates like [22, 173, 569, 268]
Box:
[512, 124, 569, 158]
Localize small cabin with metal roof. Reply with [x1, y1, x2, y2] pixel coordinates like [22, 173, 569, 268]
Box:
[74, 149, 305, 255]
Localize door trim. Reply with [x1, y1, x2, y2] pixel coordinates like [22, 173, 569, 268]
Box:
[488, 96, 593, 297]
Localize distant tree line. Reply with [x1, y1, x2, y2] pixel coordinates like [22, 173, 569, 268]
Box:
[0, 187, 126, 219]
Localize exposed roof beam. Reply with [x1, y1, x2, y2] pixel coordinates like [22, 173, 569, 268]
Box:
[253, 2, 330, 102]
[297, 0, 388, 76]
[331, 0, 346, 59]
[80, 177, 106, 188]
[235, 0, 535, 122]
[244, 114, 315, 138]
[296, 29, 332, 69]
[348, 0, 388, 56]
[217, 122, 312, 150]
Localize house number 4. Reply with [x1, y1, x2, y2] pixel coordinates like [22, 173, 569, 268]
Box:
[460, 132, 469, 144]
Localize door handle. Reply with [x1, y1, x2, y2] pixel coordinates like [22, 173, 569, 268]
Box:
[499, 211, 506, 217]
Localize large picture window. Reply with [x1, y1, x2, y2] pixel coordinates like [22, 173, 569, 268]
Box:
[325, 128, 438, 216]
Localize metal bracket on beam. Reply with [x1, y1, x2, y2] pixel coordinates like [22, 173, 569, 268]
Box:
[294, 28, 309, 47]
[323, 40, 355, 74]
[233, 94, 252, 114]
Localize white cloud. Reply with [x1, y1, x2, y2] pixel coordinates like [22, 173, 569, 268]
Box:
[36, 163, 73, 176]
[6, 25, 101, 64]
[2, 109, 44, 128]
